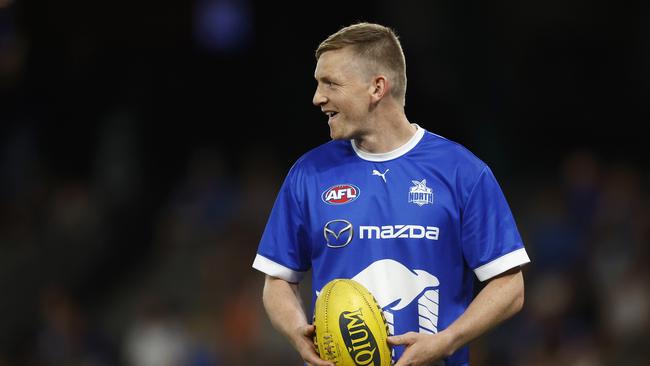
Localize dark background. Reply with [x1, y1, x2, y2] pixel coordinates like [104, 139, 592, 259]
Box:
[1, 0, 649, 365]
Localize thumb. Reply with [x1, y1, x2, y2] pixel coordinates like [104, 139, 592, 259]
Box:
[387, 332, 415, 346]
[302, 324, 316, 337]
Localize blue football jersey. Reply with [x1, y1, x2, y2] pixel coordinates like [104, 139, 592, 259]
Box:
[253, 125, 530, 365]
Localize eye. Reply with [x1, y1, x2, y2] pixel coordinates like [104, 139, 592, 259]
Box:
[321, 78, 335, 88]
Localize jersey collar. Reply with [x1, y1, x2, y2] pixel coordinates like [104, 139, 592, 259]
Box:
[351, 124, 425, 162]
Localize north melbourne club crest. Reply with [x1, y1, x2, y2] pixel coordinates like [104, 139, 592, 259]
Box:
[408, 179, 433, 206]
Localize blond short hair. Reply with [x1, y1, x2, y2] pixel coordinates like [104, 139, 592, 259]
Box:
[316, 22, 407, 104]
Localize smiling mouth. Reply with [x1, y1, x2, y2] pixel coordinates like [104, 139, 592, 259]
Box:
[326, 111, 339, 123]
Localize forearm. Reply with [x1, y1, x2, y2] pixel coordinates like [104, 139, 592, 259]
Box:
[262, 275, 334, 366]
[263, 275, 309, 346]
[442, 267, 525, 355]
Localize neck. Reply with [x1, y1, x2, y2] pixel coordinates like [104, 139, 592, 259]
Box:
[354, 109, 415, 154]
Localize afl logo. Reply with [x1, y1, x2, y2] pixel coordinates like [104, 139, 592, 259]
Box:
[322, 184, 360, 205]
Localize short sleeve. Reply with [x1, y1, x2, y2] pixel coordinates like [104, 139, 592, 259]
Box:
[252, 164, 311, 283]
[461, 167, 530, 281]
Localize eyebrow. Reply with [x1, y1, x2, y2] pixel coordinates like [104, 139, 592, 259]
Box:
[316, 76, 335, 84]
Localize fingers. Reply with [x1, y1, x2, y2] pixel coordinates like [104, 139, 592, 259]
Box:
[297, 325, 334, 366]
[301, 345, 334, 366]
[303, 354, 335, 366]
[387, 331, 417, 346]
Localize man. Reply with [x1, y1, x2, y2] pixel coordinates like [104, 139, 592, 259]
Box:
[252, 22, 530, 366]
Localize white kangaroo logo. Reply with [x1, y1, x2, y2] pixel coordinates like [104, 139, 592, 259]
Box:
[352, 259, 439, 311]
[353, 259, 442, 363]
[372, 169, 389, 183]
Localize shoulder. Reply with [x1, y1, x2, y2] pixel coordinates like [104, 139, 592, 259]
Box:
[418, 130, 488, 174]
[417, 130, 498, 206]
[280, 140, 351, 198]
[280, 140, 351, 189]
[291, 139, 352, 174]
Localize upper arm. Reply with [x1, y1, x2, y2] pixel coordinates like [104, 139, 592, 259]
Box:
[483, 267, 525, 311]
[254, 164, 312, 281]
[460, 167, 530, 281]
[264, 275, 300, 297]
[486, 267, 524, 286]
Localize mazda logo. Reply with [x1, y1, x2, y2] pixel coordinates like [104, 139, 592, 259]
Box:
[324, 219, 353, 248]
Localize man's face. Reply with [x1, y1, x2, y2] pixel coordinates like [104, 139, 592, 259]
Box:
[313, 48, 374, 140]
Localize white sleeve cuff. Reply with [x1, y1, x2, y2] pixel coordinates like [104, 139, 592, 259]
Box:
[252, 254, 307, 283]
[473, 248, 530, 282]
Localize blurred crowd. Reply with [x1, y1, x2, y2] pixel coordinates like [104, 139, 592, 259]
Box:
[1, 122, 648, 365]
[0, 120, 298, 365]
[476, 150, 650, 365]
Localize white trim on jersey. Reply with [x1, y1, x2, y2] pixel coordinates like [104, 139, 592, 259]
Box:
[351, 124, 425, 162]
[473, 248, 530, 282]
[252, 254, 306, 283]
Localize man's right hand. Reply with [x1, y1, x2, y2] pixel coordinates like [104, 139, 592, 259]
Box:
[292, 324, 334, 366]
[262, 276, 334, 366]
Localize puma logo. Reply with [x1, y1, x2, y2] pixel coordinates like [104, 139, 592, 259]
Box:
[372, 169, 389, 183]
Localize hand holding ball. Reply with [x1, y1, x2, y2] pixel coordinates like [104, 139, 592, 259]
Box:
[313, 279, 391, 366]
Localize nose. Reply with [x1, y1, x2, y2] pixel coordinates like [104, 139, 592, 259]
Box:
[312, 87, 327, 107]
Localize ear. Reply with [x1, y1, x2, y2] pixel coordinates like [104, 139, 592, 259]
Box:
[370, 75, 389, 103]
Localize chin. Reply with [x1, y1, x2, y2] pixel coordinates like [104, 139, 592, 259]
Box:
[328, 126, 343, 140]
[329, 129, 349, 141]
[329, 120, 354, 140]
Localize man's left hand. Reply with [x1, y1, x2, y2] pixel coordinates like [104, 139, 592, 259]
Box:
[387, 331, 454, 366]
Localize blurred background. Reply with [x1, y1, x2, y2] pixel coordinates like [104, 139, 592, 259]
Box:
[1, 0, 648, 365]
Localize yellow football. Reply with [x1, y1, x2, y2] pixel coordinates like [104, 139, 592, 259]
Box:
[313, 279, 391, 366]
